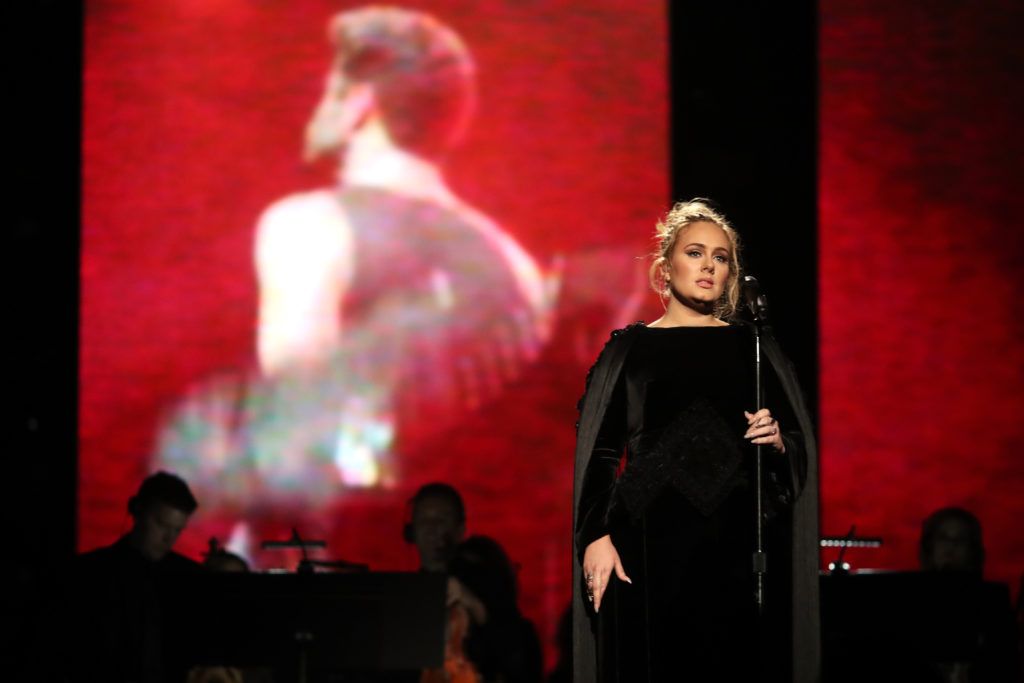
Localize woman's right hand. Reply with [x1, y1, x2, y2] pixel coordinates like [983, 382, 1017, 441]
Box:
[582, 534, 631, 612]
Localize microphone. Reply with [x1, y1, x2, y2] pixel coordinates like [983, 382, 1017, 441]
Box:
[742, 275, 770, 324]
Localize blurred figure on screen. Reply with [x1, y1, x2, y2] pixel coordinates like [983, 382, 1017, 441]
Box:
[156, 7, 554, 509]
[256, 5, 553, 414]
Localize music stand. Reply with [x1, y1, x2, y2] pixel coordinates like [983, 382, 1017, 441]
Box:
[820, 570, 1016, 682]
[162, 571, 447, 682]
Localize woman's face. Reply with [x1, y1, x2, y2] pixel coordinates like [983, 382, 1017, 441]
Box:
[664, 220, 732, 310]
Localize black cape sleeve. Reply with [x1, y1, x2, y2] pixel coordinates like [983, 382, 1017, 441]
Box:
[571, 323, 643, 683]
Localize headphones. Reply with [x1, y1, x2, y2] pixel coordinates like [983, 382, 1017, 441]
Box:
[127, 495, 143, 518]
[402, 520, 416, 544]
[402, 496, 416, 544]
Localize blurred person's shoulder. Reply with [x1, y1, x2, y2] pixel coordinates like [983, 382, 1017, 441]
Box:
[258, 189, 348, 229]
[255, 189, 354, 259]
[159, 549, 203, 574]
[75, 536, 128, 568]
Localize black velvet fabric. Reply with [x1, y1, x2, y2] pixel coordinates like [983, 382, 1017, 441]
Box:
[618, 395, 746, 519]
[63, 536, 202, 683]
[576, 324, 800, 682]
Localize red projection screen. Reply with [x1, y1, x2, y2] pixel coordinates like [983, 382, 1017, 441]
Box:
[820, 0, 1024, 592]
[80, 0, 668, 655]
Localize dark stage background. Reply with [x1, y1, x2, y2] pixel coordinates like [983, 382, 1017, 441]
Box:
[7, 0, 1024, 674]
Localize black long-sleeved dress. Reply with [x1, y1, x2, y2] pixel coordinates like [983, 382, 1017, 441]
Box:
[574, 323, 808, 682]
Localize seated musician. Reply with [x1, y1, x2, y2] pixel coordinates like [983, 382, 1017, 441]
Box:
[67, 471, 201, 683]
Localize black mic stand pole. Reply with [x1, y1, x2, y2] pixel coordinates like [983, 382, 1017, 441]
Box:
[752, 320, 767, 614]
[743, 275, 769, 615]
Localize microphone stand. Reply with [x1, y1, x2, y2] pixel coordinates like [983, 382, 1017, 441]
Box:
[821, 525, 884, 573]
[261, 527, 327, 574]
[752, 323, 768, 613]
[743, 275, 770, 615]
[260, 528, 327, 683]
[258, 528, 371, 682]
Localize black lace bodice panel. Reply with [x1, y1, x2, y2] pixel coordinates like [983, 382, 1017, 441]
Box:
[615, 325, 752, 516]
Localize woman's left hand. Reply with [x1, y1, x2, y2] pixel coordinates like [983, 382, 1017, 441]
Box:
[744, 409, 785, 453]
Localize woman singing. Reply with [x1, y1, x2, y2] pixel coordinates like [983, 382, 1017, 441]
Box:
[571, 200, 819, 682]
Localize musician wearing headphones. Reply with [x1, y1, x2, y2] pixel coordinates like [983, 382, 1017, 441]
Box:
[67, 471, 201, 682]
[405, 482, 467, 573]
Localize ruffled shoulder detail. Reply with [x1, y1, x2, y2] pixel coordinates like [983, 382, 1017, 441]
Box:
[575, 321, 645, 428]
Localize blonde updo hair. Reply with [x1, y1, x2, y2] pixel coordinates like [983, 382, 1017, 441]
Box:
[648, 198, 743, 319]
